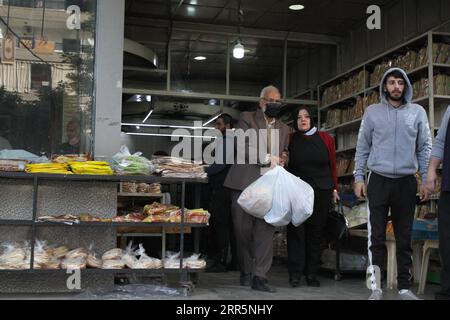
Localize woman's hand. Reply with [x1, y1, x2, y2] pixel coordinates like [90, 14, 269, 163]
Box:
[280, 151, 289, 167]
[332, 189, 340, 204]
[270, 155, 281, 168]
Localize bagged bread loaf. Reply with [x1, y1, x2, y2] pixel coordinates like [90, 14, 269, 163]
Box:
[61, 257, 87, 269]
[122, 242, 138, 268]
[102, 259, 125, 269]
[65, 248, 88, 260]
[132, 244, 162, 269]
[102, 248, 123, 261]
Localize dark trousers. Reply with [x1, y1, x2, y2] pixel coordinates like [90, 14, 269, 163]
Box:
[367, 172, 417, 290]
[438, 192, 450, 294]
[231, 191, 275, 278]
[287, 188, 332, 276]
[207, 176, 232, 264]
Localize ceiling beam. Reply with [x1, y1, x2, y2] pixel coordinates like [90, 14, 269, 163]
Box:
[125, 17, 342, 45]
[124, 38, 159, 67]
[122, 88, 317, 106]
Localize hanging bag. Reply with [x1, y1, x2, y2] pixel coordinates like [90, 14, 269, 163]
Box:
[326, 201, 348, 240]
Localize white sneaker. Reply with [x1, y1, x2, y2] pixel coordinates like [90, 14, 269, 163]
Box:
[368, 289, 383, 300]
[398, 290, 422, 300]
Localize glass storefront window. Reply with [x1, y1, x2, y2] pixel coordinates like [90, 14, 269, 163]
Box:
[0, 0, 96, 157]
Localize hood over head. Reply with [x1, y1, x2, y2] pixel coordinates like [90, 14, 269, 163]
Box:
[379, 67, 413, 105]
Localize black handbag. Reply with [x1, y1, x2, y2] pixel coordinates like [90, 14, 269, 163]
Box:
[326, 201, 349, 240]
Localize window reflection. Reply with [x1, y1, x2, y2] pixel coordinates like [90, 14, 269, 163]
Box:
[0, 0, 96, 157]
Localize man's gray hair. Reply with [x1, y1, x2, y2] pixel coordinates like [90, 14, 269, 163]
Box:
[260, 85, 280, 99]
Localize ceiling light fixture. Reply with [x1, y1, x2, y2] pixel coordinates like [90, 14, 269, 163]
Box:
[289, 4, 305, 10]
[203, 113, 223, 127]
[142, 109, 154, 123]
[122, 123, 214, 130]
[126, 132, 216, 139]
[194, 56, 207, 61]
[233, 1, 245, 59]
[127, 94, 151, 103]
[233, 41, 245, 59]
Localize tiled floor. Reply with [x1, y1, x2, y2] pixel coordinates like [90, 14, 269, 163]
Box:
[0, 265, 439, 300]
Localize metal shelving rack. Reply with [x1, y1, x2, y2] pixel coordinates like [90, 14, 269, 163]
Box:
[318, 30, 450, 174]
[317, 31, 450, 142]
[0, 172, 208, 292]
[316, 31, 450, 281]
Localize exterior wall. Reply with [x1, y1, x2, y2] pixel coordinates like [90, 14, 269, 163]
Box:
[340, 0, 450, 72]
[93, 0, 125, 159]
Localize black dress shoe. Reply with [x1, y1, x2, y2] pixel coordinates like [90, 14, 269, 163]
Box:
[306, 276, 320, 287]
[240, 273, 252, 286]
[251, 276, 276, 293]
[289, 272, 301, 288]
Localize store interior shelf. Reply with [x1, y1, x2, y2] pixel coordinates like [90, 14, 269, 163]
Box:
[336, 146, 357, 154]
[325, 118, 362, 132]
[32, 221, 208, 228]
[0, 172, 208, 184]
[412, 96, 430, 104]
[405, 64, 429, 76]
[118, 192, 164, 197]
[0, 268, 205, 274]
[366, 84, 380, 92]
[433, 63, 450, 68]
[319, 63, 450, 110]
[412, 95, 450, 106]
[320, 89, 366, 111]
[0, 172, 207, 292]
[0, 220, 33, 226]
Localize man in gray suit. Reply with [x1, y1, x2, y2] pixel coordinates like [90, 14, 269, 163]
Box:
[223, 85, 290, 292]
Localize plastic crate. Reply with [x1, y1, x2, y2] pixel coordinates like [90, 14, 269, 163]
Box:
[412, 219, 438, 240]
[427, 271, 441, 284]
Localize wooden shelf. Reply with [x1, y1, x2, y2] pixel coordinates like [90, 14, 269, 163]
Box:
[412, 95, 450, 106]
[320, 89, 366, 111]
[325, 118, 362, 132]
[118, 192, 164, 197]
[336, 147, 356, 153]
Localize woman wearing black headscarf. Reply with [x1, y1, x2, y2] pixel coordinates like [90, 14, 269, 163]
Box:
[287, 107, 339, 287]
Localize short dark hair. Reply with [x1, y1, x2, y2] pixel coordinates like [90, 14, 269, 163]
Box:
[218, 113, 234, 128]
[384, 70, 406, 85]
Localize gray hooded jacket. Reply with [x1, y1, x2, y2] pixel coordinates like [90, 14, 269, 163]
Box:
[354, 68, 432, 184]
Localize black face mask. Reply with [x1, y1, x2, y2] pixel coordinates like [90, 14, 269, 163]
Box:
[264, 103, 281, 118]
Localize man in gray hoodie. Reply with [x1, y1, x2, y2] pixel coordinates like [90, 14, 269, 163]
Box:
[354, 68, 432, 300]
[424, 104, 450, 300]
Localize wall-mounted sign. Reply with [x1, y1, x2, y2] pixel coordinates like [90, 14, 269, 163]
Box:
[35, 38, 55, 55]
[66, 5, 81, 30]
[1, 33, 16, 64]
